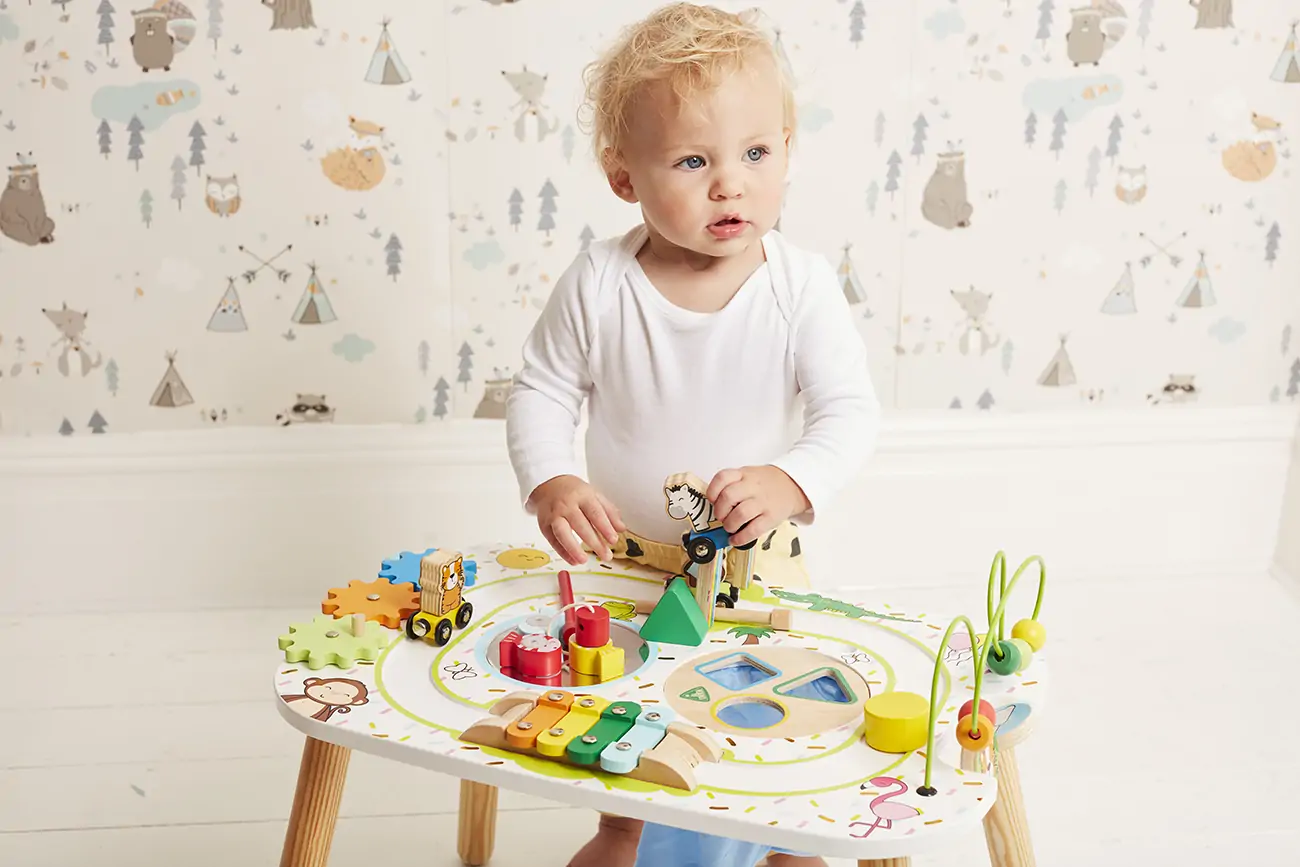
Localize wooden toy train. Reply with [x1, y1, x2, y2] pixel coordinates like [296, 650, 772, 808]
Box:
[404, 549, 474, 646]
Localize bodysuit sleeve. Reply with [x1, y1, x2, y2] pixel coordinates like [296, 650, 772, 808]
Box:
[769, 253, 881, 524]
[505, 251, 597, 510]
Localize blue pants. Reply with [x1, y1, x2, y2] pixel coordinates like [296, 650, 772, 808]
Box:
[634, 822, 809, 866]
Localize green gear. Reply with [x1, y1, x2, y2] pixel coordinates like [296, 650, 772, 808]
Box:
[278, 614, 391, 670]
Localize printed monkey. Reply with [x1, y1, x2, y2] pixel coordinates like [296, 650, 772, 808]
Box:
[281, 677, 369, 722]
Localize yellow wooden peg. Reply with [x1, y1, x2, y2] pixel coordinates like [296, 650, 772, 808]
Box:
[862, 691, 930, 754]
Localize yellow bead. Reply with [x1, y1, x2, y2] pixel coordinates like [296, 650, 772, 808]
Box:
[1011, 618, 1046, 651]
[955, 713, 991, 751]
[1008, 638, 1034, 672]
[863, 691, 930, 754]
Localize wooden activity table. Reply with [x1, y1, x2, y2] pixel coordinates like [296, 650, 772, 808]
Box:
[273, 542, 1048, 867]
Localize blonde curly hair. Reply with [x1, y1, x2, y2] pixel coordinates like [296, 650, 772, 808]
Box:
[579, 3, 796, 170]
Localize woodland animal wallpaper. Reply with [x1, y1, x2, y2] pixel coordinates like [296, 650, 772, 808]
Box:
[0, 0, 1296, 437]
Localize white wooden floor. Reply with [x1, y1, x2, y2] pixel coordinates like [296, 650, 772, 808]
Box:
[3, 573, 1299, 867]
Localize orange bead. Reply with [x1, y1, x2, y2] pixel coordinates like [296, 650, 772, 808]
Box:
[955, 713, 991, 751]
[960, 698, 996, 728]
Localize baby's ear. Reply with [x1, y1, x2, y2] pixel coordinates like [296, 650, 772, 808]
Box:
[604, 153, 637, 203]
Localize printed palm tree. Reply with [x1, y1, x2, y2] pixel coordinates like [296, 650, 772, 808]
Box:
[728, 625, 774, 646]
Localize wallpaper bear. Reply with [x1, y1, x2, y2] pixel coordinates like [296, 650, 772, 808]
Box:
[0, 0, 1296, 437]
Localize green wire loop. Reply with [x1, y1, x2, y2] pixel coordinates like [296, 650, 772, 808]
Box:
[920, 614, 980, 790]
[920, 551, 1047, 792]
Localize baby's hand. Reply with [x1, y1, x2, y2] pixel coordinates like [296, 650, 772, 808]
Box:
[707, 465, 810, 548]
[528, 474, 626, 566]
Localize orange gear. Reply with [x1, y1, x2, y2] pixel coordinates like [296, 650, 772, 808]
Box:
[322, 578, 420, 629]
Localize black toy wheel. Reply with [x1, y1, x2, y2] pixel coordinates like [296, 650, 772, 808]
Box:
[455, 601, 473, 630]
[434, 618, 454, 646]
[715, 593, 735, 609]
[405, 614, 430, 641]
[688, 538, 716, 564]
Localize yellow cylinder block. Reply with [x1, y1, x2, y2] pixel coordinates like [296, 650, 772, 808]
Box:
[862, 691, 930, 754]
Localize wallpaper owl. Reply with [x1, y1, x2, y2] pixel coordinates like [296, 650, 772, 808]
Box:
[0, 0, 1296, 436]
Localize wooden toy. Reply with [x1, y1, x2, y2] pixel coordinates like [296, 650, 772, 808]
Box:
[380, 545, 479, 588]
[498, 632, 564, 683]
[567, 604, 624, 682]
[663, 471, 757, 628]
[404, 549, 474, 646]
[638, 575, 709, 646]
[459, 688, 722, 791]
[862, 691, 929, 753]
[321, 578, 420, 629]
[558, 569, 578, 645]
[278, 612, 389, 670]
[633, 597, 794, 630]
[272, 543, 1051, 867]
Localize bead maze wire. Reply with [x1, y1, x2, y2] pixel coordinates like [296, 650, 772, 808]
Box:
[919, 551, 1047, 794]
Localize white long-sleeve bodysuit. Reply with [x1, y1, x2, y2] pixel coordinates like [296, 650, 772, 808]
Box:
[505, 224, 881, 547]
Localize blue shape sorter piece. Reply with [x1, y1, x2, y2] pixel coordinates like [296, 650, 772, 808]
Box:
[378, 547, 477, 588]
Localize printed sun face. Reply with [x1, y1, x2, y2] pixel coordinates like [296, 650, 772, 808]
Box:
[496, 548, 551, 569]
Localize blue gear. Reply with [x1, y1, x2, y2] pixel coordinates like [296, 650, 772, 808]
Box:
[378, 547, 437, 588]
[378, 547, 478, 588]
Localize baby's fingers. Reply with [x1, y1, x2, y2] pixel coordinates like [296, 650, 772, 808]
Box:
[597, 491, 627, 534]
[547, 516, 587, 566]
[566, 507, 609, 563]
[728, 513, 774, 549]
[582, 500, 619, 557]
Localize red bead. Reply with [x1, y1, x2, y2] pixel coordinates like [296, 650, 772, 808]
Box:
[574, 604, 610, 648]
[960, 698, 996, 728]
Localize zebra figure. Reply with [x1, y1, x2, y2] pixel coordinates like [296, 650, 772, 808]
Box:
[663, 472, 757, 611]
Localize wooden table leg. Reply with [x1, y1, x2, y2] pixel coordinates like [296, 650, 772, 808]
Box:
[457, 779, 499, 866]
[983, 747, 1035, 867]
[279, 736, 351, 867]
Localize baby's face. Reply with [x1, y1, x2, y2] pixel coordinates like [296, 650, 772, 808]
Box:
[613, 58, 789, 258]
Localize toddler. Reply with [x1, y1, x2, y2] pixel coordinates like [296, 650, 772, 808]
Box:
[505, 4, 881, 865]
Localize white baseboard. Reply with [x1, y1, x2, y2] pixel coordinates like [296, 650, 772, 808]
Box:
[2, 406, 1295, 615]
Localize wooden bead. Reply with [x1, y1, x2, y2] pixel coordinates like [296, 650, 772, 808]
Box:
[862, 691, 930, 754]
[1011, 618, 1046, 651]
[987, 640, 1020, 676]
[960, 698, 996, 728]
[1008, 638, 1034, 672]
[955, 713, 991, 751]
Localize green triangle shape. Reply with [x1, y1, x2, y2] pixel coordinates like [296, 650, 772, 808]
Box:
[640, 576, 709, 647]
[679, 685, 711, 702]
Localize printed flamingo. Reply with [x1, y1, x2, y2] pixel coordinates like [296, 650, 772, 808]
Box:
[849, 776, 921, 838]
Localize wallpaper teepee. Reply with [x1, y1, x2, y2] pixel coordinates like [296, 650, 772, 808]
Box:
[0, 0, 1296, 436]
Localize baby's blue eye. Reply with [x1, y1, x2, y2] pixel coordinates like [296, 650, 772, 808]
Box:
[678, 156, 705, 170]
[745, 147, 768, 162]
